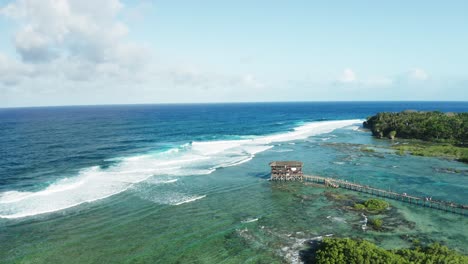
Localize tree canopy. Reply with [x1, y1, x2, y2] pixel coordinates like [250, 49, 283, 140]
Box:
[363, 111, 468, 146]
[313, 238, 468, 264]
[353, 199, 389, 214]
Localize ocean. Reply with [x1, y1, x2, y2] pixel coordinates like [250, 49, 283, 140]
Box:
[0, 102, 467, 263]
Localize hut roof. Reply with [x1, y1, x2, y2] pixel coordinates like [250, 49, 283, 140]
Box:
[269, 161, 303, 167]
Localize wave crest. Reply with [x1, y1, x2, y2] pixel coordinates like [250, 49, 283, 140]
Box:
[0, 119, 362, 219]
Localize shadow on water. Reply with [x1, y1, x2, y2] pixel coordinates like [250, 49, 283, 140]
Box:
[248, 172, 271, 179]
[299, 239, 322, 264]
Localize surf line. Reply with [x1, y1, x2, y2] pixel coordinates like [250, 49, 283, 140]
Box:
[0, 119, 362, 219]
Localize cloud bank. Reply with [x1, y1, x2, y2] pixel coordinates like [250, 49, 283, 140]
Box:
[0, 0, 149, 85]
[0, 0, 270, 106]
[335, 67, 430, 88]
[0, 1, 462, 106]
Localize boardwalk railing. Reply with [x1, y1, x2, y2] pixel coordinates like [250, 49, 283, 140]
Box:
[302, 175, 467, 216]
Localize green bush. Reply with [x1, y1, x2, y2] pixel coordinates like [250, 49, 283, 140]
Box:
[314, 238, 468, 264]
[370, 218, 383, 230]
[363, 199, 389, 212]
[353, 199, 389, 213]
[353, 203, 366, 210]
[314, 238, 399, 264]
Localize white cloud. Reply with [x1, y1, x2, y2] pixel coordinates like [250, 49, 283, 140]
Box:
[408, 68, 429, 81]
[0, 0, 265, 104]
[0, 53, 35, 85]
[335, 68, 392, 87]
[0, 2, 443, 106]
[0, 0, 150, 83]
[239, 74, 265, 89]
[338, 68, 357, 83]
[155, 66, 266, 91]
[334, 67, 431, 88]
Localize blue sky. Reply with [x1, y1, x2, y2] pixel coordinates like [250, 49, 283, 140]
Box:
[0, 0, 467, 107]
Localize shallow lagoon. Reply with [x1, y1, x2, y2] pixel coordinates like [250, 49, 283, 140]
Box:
[1, 125, 467, 263]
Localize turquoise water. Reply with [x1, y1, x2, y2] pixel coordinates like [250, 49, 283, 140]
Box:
[0, 103, 467, 263]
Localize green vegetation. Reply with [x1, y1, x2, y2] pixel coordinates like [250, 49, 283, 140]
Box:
[364, 199, 389, 212]
[353, 203, 366, 210]
[363, 111, 468, 162]
[314, 238, 397, 263]
[313, 238, 468, 264]
[354, 199, 389, 213]
[392, 142, 468, 163]
[369, 218, 383, 230]
[363, 111, 468, 145]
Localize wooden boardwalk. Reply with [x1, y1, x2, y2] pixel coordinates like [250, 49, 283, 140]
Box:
[302, 175, 467, 216]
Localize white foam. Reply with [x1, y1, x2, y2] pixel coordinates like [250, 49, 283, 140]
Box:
[0, 119, 362, 219]
[346, 125, 361, 130]
[331, 217, 346, 223]
[162, 179, 178, 184]
[0, 191, 34, 204]
[241, 218, 259, 223]
[361, 213, 368, 231]
[272, 149, 294, 153]
[173, 195, 206, 205]
[144, 178, 178, 185]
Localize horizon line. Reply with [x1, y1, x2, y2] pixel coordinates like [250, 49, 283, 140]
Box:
[1, 100, 468, 110]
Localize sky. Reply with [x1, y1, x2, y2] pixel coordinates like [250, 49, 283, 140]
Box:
[0, 0, 467, 107]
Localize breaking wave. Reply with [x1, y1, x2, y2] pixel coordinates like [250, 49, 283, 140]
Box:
[0, 119, 362, 219]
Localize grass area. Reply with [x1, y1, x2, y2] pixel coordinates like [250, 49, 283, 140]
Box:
[392, 142, 468, 163]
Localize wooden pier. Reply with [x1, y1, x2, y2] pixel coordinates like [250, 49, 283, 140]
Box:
[302, 175, 467, 216]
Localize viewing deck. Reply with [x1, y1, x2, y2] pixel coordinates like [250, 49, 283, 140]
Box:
[302, 175, 467, 216]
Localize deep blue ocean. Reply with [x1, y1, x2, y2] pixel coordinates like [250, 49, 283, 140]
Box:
[2, 102, 467, 193]
[0, 102, 467, 263]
